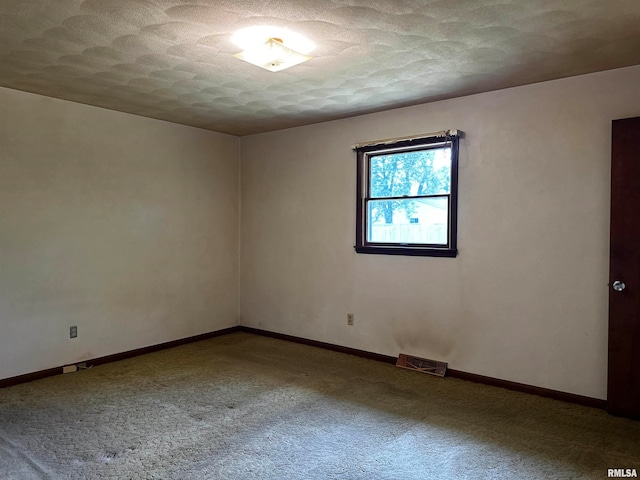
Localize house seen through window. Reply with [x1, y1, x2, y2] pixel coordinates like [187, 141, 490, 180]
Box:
[354, 131, 460, 257]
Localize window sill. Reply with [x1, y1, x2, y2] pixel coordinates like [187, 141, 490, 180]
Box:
[354, 246, 458, 257]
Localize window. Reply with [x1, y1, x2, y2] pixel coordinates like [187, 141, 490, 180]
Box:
[354, 130, 460, 257]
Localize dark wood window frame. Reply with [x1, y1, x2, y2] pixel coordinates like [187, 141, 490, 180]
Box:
[354, 131, 460, 257]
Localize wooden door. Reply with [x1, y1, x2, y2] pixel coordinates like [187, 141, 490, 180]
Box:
[608, 116, 640, 419]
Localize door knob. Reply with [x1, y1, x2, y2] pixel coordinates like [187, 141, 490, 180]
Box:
[612, 280, 626, 292]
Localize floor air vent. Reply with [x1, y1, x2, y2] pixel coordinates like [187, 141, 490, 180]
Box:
[396, 354, 447, 377]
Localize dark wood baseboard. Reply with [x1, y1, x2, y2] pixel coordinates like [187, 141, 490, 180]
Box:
[446, 369, 607, 410]
[0, 366, 63, 390]
[240, 326, 607, 410]
[0, 325, 241, 389]
[1, 324, 608, 411]
[239, 326, 398, 364]
[87, 326, 241, 368]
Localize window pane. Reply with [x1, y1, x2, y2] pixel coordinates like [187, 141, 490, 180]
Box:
[369, 147, 451, 198]
[367, 197, 448, 245]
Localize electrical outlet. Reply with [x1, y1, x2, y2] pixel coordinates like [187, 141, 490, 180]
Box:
[70, 326, 78, 338]
[347, 313, 354, 326]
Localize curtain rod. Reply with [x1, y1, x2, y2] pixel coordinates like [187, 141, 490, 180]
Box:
[351, 129, 460, 150]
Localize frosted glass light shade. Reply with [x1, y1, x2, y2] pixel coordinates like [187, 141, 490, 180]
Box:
[233, 38, 312, 72]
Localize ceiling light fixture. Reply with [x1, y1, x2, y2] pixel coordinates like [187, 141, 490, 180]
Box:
[232, 27, 315, 72]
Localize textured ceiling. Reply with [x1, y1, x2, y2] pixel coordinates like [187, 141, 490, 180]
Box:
[1, 0, 640, 136]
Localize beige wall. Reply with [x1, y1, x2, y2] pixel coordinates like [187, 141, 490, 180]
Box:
[0, 87, 240, 380]
[240, 65, 640, 400]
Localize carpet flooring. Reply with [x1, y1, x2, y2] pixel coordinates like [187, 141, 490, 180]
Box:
[0, 332, 638, 479]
